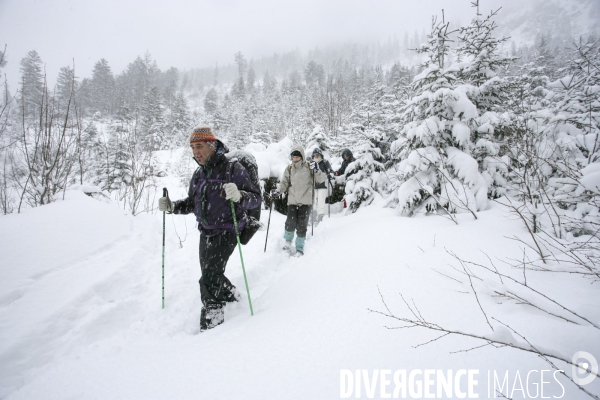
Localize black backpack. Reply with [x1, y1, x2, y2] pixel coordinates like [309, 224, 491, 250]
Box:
[226, 150, 262, 244]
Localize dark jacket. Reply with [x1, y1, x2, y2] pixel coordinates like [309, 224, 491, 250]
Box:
[311, 147, 333, 189]
[314, 159, 332, 189]
[173, 143, 261, 237]
[336, 149, 355, 176]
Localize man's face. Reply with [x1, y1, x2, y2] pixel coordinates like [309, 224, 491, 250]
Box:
[191, 141, 216, 165]
[343, 154, 349, 161]
[313, 154, 322, 162]
[291, 155, 302, 163]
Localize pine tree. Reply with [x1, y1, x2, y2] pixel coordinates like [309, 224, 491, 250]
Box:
[247, 66, 256, 94]
[161, 67, 178, 110]
[455, 7, 514, 112]
[390, 12, 489, 217]
[90, 58, 115, 115]
[168, 92, 192, 147]
[343, 131, 387, 213]
[249, 130, 271, 147]
[305, 61, 325, 88]
[0, 48, 6, 70]
[115, 53, 160, 111]
[305, 124, 334, 157]
[232, 52, 247, 100]
[54, 66, 78, 117]
[543, 37, 600, 236]
[139, 86, 166, 150]
[204, 88, 219, 115]
[549, 37, 600, 152]
[18, 50, 45, 119]
[453, 6, 515, 199]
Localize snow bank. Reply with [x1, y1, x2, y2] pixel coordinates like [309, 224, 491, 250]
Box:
[244, 137, 292, 180]
[0, 190, 131, 288]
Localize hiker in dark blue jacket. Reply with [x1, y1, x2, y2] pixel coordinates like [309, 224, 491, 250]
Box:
[158, 125, 261, 331]
[335, 149, 355, 177]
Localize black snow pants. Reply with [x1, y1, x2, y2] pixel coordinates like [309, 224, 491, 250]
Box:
[284, 204, 311, 238]
[199, 231, 238, 307]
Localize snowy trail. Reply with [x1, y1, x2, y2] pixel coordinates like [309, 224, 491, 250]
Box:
[1, 193, 598, 399]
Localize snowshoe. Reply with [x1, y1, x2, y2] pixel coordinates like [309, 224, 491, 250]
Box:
[293, 250, 304, 257]
[282, 241, 296, 255]
[200, 303, 224, 332]
[309, 210, 318, 224]
[313, 214, 324, 227]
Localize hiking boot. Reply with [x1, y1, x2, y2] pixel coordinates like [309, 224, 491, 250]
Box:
[282, 240, 292, 251]
[294, 250, 304, 257]
[200, 303, 224, 332]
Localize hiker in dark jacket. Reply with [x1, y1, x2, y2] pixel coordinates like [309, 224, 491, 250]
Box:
[158, 125, 261, 331]
[370, 136, 390, 162]
[311, 147, 333, 223]
[335, 149, 355, 177]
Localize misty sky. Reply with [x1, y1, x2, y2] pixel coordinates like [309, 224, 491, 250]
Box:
[0, 0, 515, 87]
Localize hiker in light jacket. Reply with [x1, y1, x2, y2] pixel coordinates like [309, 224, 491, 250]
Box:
[277, 144, 325, 255]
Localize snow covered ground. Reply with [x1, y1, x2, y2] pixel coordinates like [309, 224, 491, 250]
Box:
[1, 186, 599, 399]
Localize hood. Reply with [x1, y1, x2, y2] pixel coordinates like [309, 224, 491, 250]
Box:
[203, 140, 229, 167]
[216, 140, 229, 155]
[290, 143, 306, 161]
[341, 149, 354, 160]
[312, 147, 323, 156]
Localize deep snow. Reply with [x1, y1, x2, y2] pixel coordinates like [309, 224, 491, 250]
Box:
[0, 187, 599, 399]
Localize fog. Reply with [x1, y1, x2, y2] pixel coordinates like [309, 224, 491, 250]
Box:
[0, 0, 520, 87]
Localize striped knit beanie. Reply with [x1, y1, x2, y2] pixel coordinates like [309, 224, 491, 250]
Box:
[189, 125, 217, 143]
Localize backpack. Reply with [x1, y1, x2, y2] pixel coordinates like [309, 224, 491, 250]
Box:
[226, 150, 262, 245]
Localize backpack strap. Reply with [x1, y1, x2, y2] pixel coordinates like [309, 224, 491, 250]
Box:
[226, 158, 249, 221]
[226, 157, 241, 183]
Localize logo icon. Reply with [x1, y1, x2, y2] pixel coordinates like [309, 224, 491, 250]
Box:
[572, 351, 598, 386]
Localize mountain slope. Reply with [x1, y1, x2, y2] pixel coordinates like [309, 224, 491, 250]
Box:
[494, 0, 599, 46]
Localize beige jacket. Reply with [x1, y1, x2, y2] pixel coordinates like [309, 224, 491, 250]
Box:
[279, 144, 325, 205]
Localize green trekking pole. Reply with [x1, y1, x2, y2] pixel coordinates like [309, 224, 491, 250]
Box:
[161, 187, 167, 309]
[230, 200, 254, 316]
[311, 170, 315, 236]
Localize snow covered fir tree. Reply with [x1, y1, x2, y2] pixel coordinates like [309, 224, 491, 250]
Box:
[0, 1, 599, 398]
